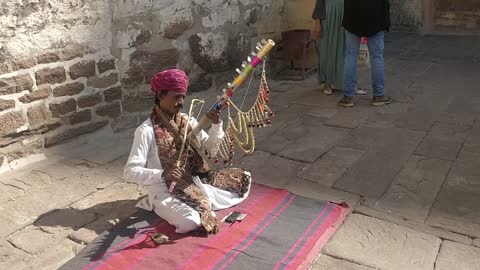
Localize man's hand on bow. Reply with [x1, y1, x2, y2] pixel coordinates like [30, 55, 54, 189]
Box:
[205, 109, 221, 124]
[165, 167, 186, 184]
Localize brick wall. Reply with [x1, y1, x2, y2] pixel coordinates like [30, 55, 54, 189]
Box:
[0, 46, 121, 164]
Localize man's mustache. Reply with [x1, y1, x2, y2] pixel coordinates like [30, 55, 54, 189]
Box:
[175, 104, 183, 109]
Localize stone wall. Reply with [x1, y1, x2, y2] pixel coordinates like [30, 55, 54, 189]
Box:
[390, 0, 424, 31]
[0, 0, 286, 171]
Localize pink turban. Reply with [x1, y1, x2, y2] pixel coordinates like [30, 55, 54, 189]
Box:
[150, 69, 189, 93]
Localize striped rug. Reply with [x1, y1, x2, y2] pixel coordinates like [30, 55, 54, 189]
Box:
[60, 184, 349, 270]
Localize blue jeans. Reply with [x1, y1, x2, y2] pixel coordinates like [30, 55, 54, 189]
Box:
[344, 31, 385, 97]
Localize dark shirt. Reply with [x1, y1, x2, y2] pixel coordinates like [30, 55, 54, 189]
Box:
[343, 0, 391, 37]
[312, 0, 326, 20]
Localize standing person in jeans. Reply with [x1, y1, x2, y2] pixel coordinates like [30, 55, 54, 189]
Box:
[339, 0, 392, 107]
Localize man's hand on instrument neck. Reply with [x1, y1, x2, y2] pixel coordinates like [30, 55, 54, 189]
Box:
[205, 109, 220, 124]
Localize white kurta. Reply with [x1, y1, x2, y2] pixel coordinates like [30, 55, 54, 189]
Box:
[124, 115, 251, 233]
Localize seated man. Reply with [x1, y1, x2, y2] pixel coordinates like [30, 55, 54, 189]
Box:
[124, 69, 252, 236]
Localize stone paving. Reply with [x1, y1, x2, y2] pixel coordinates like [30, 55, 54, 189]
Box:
[2, 32, 480, 270]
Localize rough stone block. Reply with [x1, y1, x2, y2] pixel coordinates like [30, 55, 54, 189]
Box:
[121, 67, 144, 88]
[98, 58, 116, 74]
[69, 60, 96, 80]
[37, 52, 60, 64]
[95, 102, 121, 118]
[61, 44, 84, 61]
[35, 67, 66, 85]
[189, 33, 228, 72]
[122, 95, 151, 113]
[162, 19, 193, 39]
[7, 226, 55, 254]
[0, 74, 35, 95]
[45, 121, 108, 147]
[0, 111, 26, 135]
[324, 214, 441, 270]
[15, 74, 35, 92]
[19, 86, 51, 103]
[103, 86, 122, 102]
[312, 255, 375, 270]
[27, 103, 49, 127]
[78, 92, 103, 108]
[0, 77, 16, 95]
[125, 49, 178, 85]
[299, 147, 364, 187]
[112, 115, 139, 132]
[435, 241, 480, 270]
[12, 58, 36, 70]
[0, 99, 15, 112]
[49, 99, 76, 117]
[87, 73, 119, 89]
[188, 73, 213, 93]
[0, 63, 11, 75]
[69, 110, 92, 125]
[227, 33, 251, 68]
[53, 82, 85, 97]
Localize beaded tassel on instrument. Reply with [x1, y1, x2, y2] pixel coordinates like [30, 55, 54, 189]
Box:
[205, 61, 274, 165]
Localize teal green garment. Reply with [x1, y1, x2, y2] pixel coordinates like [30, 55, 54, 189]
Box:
[317, 0, 345, 90]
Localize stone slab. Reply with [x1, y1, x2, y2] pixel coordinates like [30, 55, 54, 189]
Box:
[311, 255, 375, 270]
[285, 178, 361, 207]
[277, 116, 349, 163]
[336, 126, 387, 150]
[334, 128, 425, 197]
[354, 206, 473, 246]
[239, 151, 308, 189]
[21, 238, 84, 270]
[426, 209, 480, 239]
[374, 155, 452, 221]
[324, 214, 441, 270]
[435, 241, 480, 270]
[324, 106, 370, 129]
[394, 110, 437, 131]
[0, 238, 29, 270]
[414, 137, 463, 161]
[70, 183, 143, 214]
[76, 137, 132, 165]
[68, 206, 138, 245]
[34, 208, 98, 237]
[426, 160, 480, 237]
[7, 226, 57, 254]
[299, 147, 364, 187]
[474, 238, 480, 248]
[0, 172, 102, 237]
